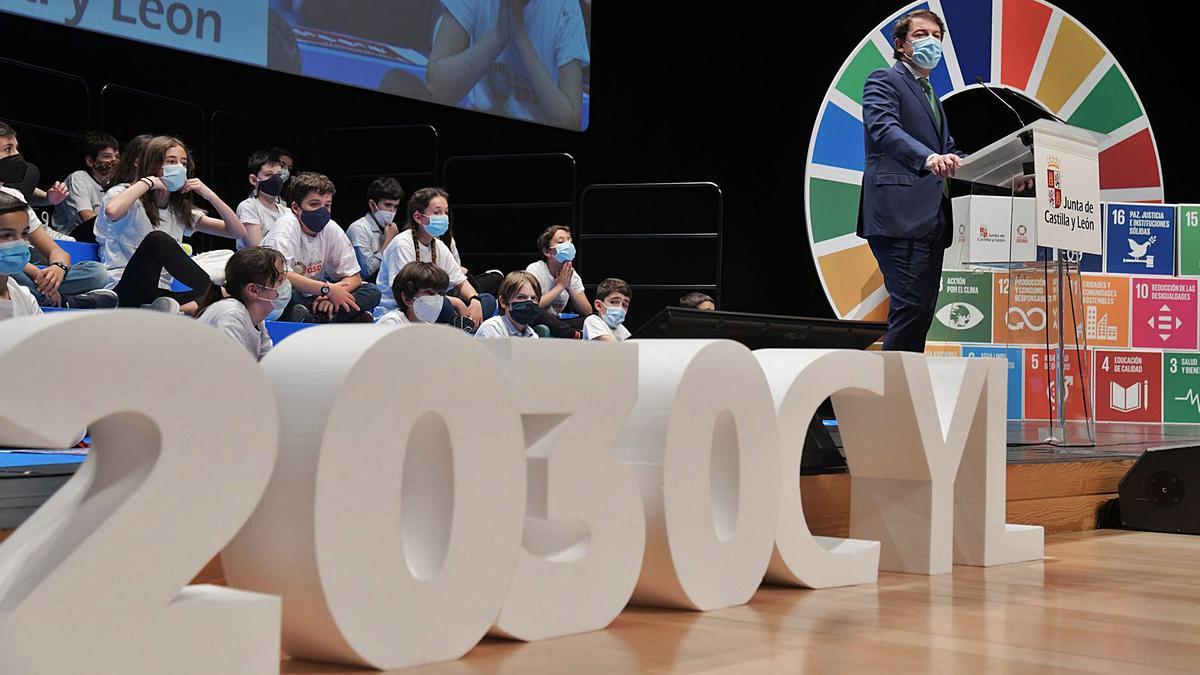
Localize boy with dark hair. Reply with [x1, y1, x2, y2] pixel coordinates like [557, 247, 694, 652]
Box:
[679, 292, 716, 311]
[583, 278, 632, 342]
[378, 261, 450, 326]
[52, 131, 120, 237]
[347, 177, 405, 282]
[235, 150, 287, 249]
[262, 172, 380, 323]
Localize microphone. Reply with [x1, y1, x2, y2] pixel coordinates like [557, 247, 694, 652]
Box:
[975, 76, 1026, 131]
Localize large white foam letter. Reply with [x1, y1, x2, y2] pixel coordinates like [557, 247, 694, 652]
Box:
[754, 349, 881, 588]
[221, 325, 527, 669]
[833, 353, 1042, 574]
[480, 339, 644, 640]
[619, 339, 779, 610]
[0, 312, 281, 675]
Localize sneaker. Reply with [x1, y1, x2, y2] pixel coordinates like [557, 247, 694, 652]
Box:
[143, 296, 180, 314]
[451, 315, 476, 333]
[63, 289, 119, 309]
[45, 227, 76, 242]
[350, 310, 376, 323]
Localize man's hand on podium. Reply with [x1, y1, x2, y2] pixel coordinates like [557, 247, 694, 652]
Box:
[1012, 175, 1036, 194]
[926, 153, 961, 178]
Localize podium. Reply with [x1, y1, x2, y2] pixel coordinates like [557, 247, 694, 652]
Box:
[955, 119, 1108, 443]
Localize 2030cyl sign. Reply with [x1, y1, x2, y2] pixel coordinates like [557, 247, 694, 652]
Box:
[0, 312, 1042, 673]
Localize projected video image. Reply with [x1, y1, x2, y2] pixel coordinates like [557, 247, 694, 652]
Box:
[0, 0, 592, 131]
[270, 0, 593, 130]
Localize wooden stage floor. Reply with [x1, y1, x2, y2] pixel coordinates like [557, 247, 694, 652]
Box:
[282, 530, 1200, 674]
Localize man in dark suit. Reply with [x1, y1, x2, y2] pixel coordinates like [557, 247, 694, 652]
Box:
[858, 10, 965, 352]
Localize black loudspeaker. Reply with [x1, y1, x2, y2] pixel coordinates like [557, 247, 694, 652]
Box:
[1118, 446, 1200, 535]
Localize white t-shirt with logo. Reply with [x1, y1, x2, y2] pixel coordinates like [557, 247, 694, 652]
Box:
[235, 196, 287, 250]
[438, 0, 590, 125]
[52, 170, 104, 234]
[95, 184, 203, 287]
[377, 230, 468, 312]
[475, 314, 537, 339]
[525, 260, 584, 316]
[197, 297, 272, 360]
[0, 277, 42, 321]
[583, 314, 630, 342]
[261, 212, 360, 295]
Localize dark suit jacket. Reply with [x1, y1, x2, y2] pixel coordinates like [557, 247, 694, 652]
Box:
[857, 61, 962, 244]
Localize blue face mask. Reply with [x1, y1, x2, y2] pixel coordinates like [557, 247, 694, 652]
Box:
[908, 35, 943, 70]
[299, 206, 332, 234]
[161, 163, 187, 192]
[424, 214, 450, 237]
[554, 242, 577, 263]
[603, 306, 626, 329]
[0, 239, 31, 276]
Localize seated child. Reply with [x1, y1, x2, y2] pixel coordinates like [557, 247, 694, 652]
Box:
[679, 291, 716, 310]
[195, 247, 288, 361]
[475, 271, 543, 339]
[0, 190, 41, 320]
[582, 278, 632, 342]
[377, 261, 450, 327]
[261, 172, 381, 323]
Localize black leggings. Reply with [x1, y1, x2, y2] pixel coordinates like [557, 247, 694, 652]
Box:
[113, 230, 211, 307]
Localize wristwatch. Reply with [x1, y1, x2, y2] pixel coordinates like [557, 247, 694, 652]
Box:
[50, 262, 70, 275]
[320, 284, 331, 297]
[466, 295, 481, 306]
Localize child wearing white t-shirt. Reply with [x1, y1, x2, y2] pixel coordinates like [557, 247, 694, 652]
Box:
[475, 270, 542, 339]
[525, 224, 590, 338]
[235, 150, 289, 250]
[195, 247, 287, 360]
[376, 187, 496, 329]
[0, 191, 42, 320]
[261, 172, 381, 323]
[97, 135, 247, 314]
[582, 278, 632, 342]
[378, 261, 450, 327]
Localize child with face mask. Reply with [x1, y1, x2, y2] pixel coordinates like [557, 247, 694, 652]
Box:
[347, 177, 405, 283]
[261, 171, 381, 323]
[375, 186, 496, 329]
[378, 261, 450, 327]
[475, 270, 543, 339]
[235, 150, 289, 250]
[51, 131, 120, 239]
[97, 135, 248, 314]
[582, 277, 632, 342]
[0, 191, 41, 320]
[195, 247, 288, 360]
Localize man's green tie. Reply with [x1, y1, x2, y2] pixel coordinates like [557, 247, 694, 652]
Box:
[919, 77, 941, 129]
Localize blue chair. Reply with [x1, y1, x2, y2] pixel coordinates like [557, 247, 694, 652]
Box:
[56, 241, 100, 262]
[265, 320, 318, 344]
